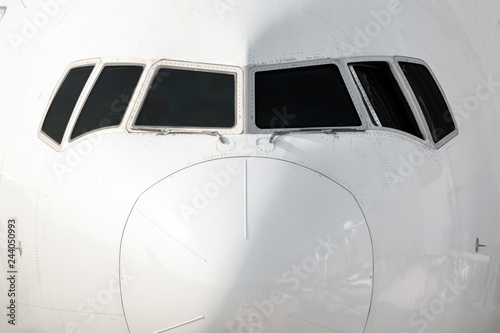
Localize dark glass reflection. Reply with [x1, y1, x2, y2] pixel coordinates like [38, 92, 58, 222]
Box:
[400, 62, 456, 143]
[135, 68, 235, 128]
[71, 66, 144, 140]
[42, 66, 94, 144]
[255, 64, 361, 129]
[352, 62, 423, 139]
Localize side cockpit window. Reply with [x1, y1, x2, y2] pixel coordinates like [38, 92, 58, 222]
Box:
[255, 64, 362, 129]
[71, 65, 143, 140]
[41, 66, 94, 144]
[134, 68, 236, 128]
[398, 61, 456, 143]
[350, 59, 457, 148]
[40, 60, 146, 150]
[350, 62, 423, 139]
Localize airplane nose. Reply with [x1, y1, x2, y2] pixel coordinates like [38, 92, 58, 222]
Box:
[120, 158, 373, 333]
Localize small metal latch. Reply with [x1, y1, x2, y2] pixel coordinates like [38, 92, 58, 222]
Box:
[475, 238, 486, 253]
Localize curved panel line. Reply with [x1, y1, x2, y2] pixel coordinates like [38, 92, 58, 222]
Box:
[289, 314, 338, 332]
[153, 316, 205, 332]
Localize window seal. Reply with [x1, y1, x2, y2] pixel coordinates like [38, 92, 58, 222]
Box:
[394, 56, 458, 149]
[348, 65, 382, 127]
[38, 58, 151, 151]
[128, 59, 244, 135]
[248, 59, 367, 134]
[67, 59, 150, 144]
[38, 58, 100, 152]
[346, 56, 434, 146]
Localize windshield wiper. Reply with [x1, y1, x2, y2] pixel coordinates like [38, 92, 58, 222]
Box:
[157, 129, 226, 143]
[269, 128, 363, 143]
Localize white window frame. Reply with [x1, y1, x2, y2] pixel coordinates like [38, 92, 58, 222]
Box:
[346, 56, 430, 146]
[38, 58, 151, 151]
[128, 59, 244, 135]
[394, 56, 458, 149]
[38, 58, 100, 152]
[68, 58, 152, 145]
[346, 56, 461, 149]
[248, 59, 367, 134]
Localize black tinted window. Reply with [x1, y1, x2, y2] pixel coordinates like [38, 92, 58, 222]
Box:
[255, 65, 361, 129]
[71, 66, 143, 140]
[135, 68, 235, 128]
[352, 62, 423, 139]
[42, 66, 94, 144]
[399, 62, 455, 143]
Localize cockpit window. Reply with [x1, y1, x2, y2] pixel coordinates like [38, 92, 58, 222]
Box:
[71, 65, 143, 140]
[134, 68, 236, 128]
[255, 64, 361, 129]
[351, 62, 423, 139]
[399, 61, 456, 143]
[42, 66, 94, 144]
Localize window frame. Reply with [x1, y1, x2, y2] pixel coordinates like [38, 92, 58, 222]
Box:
[38, 58, 151, 151]
[347, 56, 458, 149]
[68, 59, 149, 144]
[39, 56, 457, 152]
[248, 59, 367, 134]
[38, 58, 100, 152]
[347, 57, 429, 145]
[395, 56, 458, 149]
[128, 59, 244, 135]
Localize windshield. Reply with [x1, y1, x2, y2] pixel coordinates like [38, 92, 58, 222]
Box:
[255, 64, 361, 129]
[135, 68, 236, 128]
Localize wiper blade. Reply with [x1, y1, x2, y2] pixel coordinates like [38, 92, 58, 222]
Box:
[269, 128, 347, 143]
[158, 129, 226, 143]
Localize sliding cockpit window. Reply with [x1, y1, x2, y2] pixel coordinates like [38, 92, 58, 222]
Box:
[41, 66, 94, 144]
[134, 67, 236, 128]
[350, 62, 424, 139]
[71, 65, 144, 140]
[255, 64, 362, 129]
[398, 61, 456, 144]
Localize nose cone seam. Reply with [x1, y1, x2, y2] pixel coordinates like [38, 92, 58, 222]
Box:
[120, 157, 373, 333]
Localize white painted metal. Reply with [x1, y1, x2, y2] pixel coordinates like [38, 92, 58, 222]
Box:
[121, 158, 372, 332]
[0, 1, 498, 333]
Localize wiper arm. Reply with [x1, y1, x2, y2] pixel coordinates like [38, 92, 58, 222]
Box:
[158, 129, 226, 143]
[269, 128, 345, 143]
[201, 131, 225, 143]
[269, 130, 291, 143]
